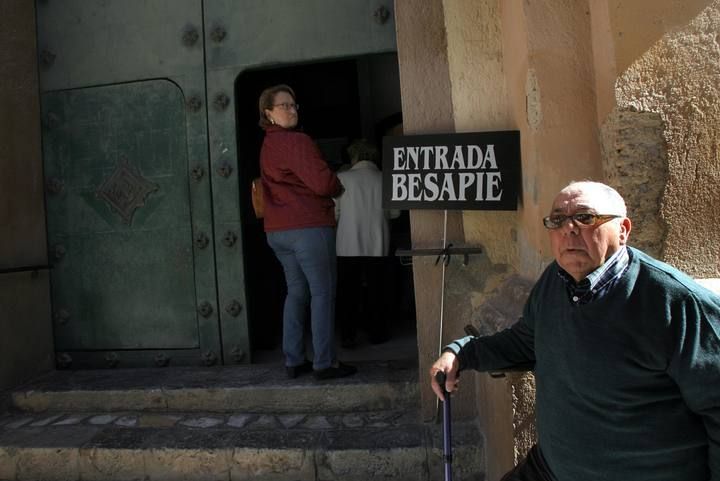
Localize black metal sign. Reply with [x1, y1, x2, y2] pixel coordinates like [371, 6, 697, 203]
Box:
[382, 131, 521, 210]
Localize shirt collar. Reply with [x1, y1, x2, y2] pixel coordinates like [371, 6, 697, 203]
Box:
[264, 124, 293, 133]
[557, 245, 629, 292]
[350, 160, 379, 170]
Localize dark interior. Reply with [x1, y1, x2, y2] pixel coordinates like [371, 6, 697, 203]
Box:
[234, 54, 416, 361]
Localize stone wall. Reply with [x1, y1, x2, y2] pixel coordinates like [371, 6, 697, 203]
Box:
[601, 109, 668, 257]
[612, 1, 720, 275]
[0, 0, 54, 391]
[398, 1, 720, 479]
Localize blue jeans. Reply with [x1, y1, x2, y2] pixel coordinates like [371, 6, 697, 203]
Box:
[266, 226, 337, 370]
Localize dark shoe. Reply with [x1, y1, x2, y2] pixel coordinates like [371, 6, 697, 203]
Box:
[286, 360, 313, 379]
[313, 362, 357, 380]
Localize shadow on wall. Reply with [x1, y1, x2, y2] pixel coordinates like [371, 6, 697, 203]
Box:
[610, 0, 711, 74]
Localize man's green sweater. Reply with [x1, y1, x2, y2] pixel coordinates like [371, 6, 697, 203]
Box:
[452, 248, 720, 480]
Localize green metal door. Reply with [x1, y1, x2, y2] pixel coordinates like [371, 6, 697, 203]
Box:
[36, 0, 233, 368]
[36, 0, 397, 369]
[42, 81, 218, 368]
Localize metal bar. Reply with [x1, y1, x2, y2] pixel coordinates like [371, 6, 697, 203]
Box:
[436, 371, 453, 481]
[0, 265, 51, 274]
[438, 209, 449, 357]
[395, 246, 483, 267]
[394, 247, 483, 257]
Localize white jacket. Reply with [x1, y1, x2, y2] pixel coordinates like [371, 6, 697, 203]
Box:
[335, 161, 400, 257]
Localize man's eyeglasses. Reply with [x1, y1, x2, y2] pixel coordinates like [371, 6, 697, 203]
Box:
[543, 213, 622, 230]
[273, 102, 299, 111]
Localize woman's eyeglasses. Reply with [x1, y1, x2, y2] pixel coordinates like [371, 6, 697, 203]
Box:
[543, 213, 622, 229]
[273, 102, 299, 111]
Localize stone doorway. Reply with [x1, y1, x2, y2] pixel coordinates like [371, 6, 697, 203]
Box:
[234, 55, 418, 364]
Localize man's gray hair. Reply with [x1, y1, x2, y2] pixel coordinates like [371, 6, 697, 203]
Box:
[561, 181, 627, 217]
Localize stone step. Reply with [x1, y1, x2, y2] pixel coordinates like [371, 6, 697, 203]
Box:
[0, 408, 485, 481]
[10, 360, 419, 414]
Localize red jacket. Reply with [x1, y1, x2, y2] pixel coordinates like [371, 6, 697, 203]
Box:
[260, 126, 342, 232]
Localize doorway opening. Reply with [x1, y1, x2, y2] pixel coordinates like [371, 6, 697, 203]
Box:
[234, 54, 417, 365]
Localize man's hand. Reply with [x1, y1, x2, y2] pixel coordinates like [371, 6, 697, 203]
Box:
[430, 351, 460, 401]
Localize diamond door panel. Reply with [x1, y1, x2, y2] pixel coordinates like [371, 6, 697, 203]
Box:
[43, 81, 201, 362]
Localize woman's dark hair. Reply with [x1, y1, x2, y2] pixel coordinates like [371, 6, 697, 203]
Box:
[258, 84, 296, 128]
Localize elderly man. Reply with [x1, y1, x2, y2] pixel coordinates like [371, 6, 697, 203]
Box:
[430, 181, 720, 481]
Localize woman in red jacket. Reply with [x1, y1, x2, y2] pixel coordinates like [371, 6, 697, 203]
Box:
[258, 84, 356, 380]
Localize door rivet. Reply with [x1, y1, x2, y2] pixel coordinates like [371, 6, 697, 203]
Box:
[39, 49, 56, 68]
[191, 166, 204, 182]
[201, 350, 217, 366]
[186, 95, 202, 112]
[374, 6, 391, 25]
[217, 162, 233, 178]
[194, 232, 209, 249]
[53, 244, 66, 261]
[45, 112, 60, 130]
[213, 93, 230, 111]
[225, 300, 242, 317]
[54, 308, 70, 325]
[223, 231, 237, 247]
[46, 178, 64, 195]
[210, 25, 227, 43]
[56, 352, 72, 369]
[231, 345, 245, 362]
[182, 26, 199, 47]
[155, 353, 170, 367]
[198, 301, 214, 318]
[105, 352, 119, 368]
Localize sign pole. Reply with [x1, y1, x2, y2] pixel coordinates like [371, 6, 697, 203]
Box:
[438, 208, 448, 357]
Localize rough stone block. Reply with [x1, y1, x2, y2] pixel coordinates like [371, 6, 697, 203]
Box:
[230, 448, 315, 481]
[15, 447, 79, 481]
[0, 447, 17, 480]
[145, 448, 231, 481]
[79, 447, 146, 481]
[317, 447, 427, 481]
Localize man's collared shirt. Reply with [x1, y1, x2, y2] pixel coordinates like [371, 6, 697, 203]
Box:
[557, 245, 631, 305]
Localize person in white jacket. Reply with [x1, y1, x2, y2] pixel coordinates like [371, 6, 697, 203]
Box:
[335, 139, 400, 347]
